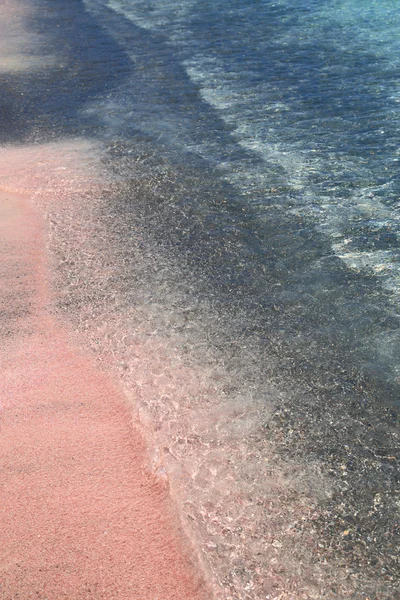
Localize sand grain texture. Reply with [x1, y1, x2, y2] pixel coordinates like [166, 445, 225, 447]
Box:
[0, 190, 207, 599]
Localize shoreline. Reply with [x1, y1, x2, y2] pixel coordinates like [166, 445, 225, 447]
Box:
[1, 136, 396, 599]
[0, 187, 208, 598]
[1, 0, 398, 597]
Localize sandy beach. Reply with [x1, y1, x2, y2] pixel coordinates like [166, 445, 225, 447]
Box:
[1, 0, 399, 598]
[0, 188, 208, 598]
[0, 3, 207, 595]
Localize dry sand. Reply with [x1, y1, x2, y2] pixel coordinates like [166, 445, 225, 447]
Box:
[0, 187, 208, 598]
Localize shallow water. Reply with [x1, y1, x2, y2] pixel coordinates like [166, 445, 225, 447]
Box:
[1, 0, 399, 598]
[80, 0, 400, 403]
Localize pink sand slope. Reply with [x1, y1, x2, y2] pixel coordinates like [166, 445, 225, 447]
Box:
[0, 191, 207, 599]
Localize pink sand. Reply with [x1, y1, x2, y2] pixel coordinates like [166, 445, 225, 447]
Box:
[0, 190, 208, 599]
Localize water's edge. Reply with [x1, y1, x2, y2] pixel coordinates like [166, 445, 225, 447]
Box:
[1, 0, 399, 598]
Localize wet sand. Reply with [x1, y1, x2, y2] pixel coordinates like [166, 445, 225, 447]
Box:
[0, 189, 208, 598]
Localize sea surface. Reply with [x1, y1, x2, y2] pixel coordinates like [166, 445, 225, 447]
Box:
[1, 0, 399, 598]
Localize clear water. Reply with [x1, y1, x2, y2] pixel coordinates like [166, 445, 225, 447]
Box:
[2, 0, 399, 598]
[78, 0, 400, 399]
